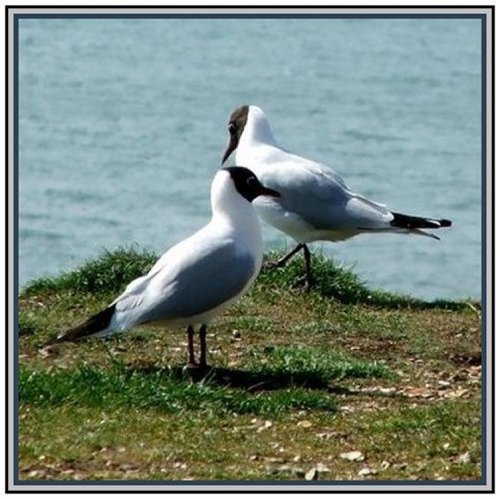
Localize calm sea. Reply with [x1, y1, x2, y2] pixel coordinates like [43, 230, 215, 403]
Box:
[18, 17, 482, 300]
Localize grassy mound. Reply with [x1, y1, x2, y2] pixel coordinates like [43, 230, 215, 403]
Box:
[22, 247, 157, 296]
[17, 246, 482, 481]
[21, 247, 471, 311]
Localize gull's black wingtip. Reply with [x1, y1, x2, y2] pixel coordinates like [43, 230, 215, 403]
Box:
[391, 212, 453, 230]
[51, 304, 116, 345]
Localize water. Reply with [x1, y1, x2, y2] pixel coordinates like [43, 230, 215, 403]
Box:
[18, 17, 482, 300]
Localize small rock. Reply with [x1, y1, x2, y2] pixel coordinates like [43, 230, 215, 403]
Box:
[379, 387, 396, 395]
[277, 465, 291, 472]
[340, 405, 354, 413]
[305, 468, 319, 480]
[121, 463, 139, 472]
[316, 463, 331, 473]
[455, 452, 471, 464]
[38, 345, 57, 357]
[339, 450, 365, 462]
[358, 467, 378, 477]
[297, 420, 312, 428]
[257, 420, 273, 432]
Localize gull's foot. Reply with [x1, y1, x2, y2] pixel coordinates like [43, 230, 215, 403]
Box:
[198, 364, 212, 376]
[183, 362, 212, 381]
[293, 275, 317, 292]
[262, 259, 285, 270]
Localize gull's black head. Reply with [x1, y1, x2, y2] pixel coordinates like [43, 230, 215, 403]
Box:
[221, 105, 249, 164]
[224, 166, 280, 202]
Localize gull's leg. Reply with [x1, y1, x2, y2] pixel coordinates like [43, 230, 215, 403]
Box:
[198, 324, 209, 369]
[302, 244, 316, 290]
[263, 243, 303, 269]
[293, 244, 316, 291]
[186, 325, 197, 367]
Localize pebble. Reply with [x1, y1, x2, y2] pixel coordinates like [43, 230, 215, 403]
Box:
[339, 450, 365, 462]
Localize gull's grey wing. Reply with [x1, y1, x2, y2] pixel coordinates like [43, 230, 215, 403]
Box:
[259, 155, 393, 231]
[113, 240, 257, 327]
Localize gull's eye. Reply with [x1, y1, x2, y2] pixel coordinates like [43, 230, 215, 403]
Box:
[246, 176, 257, 187]
[228, 122, 236, 134]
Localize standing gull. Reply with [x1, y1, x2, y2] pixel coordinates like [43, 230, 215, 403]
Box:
[52, 167, 280, 369]
[222, 105, 452, 290]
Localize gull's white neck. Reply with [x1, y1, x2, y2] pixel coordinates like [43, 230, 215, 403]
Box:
[209, 171, 263, 256]
[240, 106, 279, 147]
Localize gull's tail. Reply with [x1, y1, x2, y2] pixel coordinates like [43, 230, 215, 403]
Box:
[389, 212, 452, 240]
[51, 304, 116, 344]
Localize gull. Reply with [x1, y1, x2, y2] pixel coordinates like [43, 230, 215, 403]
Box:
[222, 105, 452, 290]
[52, 166, 280, 369]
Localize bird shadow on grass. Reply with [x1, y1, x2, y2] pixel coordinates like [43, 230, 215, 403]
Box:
[183, 365, 336, 393]
[123, 361, 394, 398]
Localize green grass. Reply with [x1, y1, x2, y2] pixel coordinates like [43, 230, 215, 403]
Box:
[21, 246, 473, 311]
[250, 345, 391, 383]
[260, 250, 473, 310]
[22, 246, 157, 296]
[19, 345, 393, 416]
[17, 247, 482, 482]
[19, 362, 339, 416]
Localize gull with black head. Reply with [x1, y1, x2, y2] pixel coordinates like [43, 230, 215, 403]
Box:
[222, 105, 452, 290]
[51, 167, 280, 370]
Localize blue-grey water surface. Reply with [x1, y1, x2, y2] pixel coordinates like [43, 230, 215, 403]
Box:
[18, 17, 482, 300]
